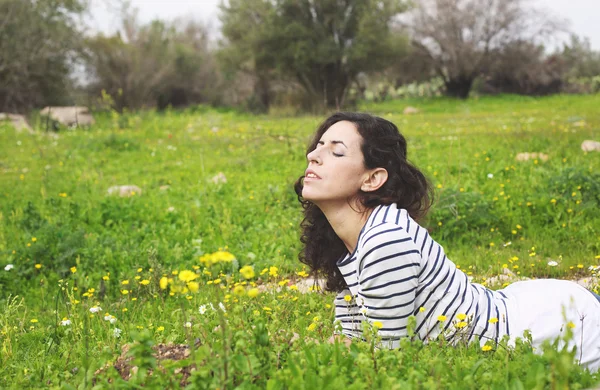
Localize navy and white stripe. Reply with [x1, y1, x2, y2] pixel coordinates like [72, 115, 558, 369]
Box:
[334, 203, 510, 348]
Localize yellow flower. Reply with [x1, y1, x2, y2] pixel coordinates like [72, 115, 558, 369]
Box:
[488, 317, 499, 324]
[140, 279, 150, 286]
[419, 307, 426, 313]
[178, 270, 198, 282]
[481, 345, 492, 352]
[35, 264, 42, 269]
[233, 285, 245, 296]
[247, 288, 260, 298]
[30, 319, 38, 323]
[156, 326, 165, 332]
[31, 237, 37, 242]
[456, 313, 467, 320]
[159, 277, 168, 290]
[437, 315, 447, 322]
[122, 280, 129, 285]
[567, 321, 576, 329]
[213, 278, 221, 284]
[134, 276, 141, 280]
[137, 268, 143, 273]
[297, 270, 309, 278]
[239, 265, 255, 279]
[455, 321, 468, 328]
[344, 294, 352, 302]
[121, 289, 129, 295]
[58, 192, 67, 198]
[102, 275, 109, 281]
[307, 323, 317, 331]
[372, 321, 383, 329]
[187, 282, 199, 293]
[70, 266, 77, 273]
[269, 266, 278, 277]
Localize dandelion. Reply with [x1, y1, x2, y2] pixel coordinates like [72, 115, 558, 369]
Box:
[239, 265, 255, 279]
[159, 277, 168, 289]
[577, 264, 584, 269]
[213, 278, 221, 284]
[548, 261, 558, 267]
[233, 285, 245, 296]
[35, 264, 42, 269]
[297, 270, 309, 278]
[481, 345, 492, 352]
[437, 315, 447, 322]
[455, 321, 468, 328]
[456, 313, 467, 320]
[372, 321, 383, 329]
[269, 266, 279, 277]
[4, 264, 14, 271]
[567, 321, 576, 329]
[307, 323, 317, 331]
[488, 317, 499, 324]
[199, 305, 207, 315]
[89, 306, 102, 313]
[30, 319, 38, 323]
[156, 326, 164, 332]
[247, 288, 260, 298]
[178, 270, 198, 282]
[187, 281, 199, 293]
[31, 237, 37, 242]
[113, 328, 122, 338]
[344, 294, 352, 302]
[419, 307, 426, 313]
[121, 289, 129, 295]
[60, 318, 71, 326]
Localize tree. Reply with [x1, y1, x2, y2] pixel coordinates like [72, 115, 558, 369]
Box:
[406, 0, 563, 98]
[219, 0, 409, 111]
[0, 0, 88, 112]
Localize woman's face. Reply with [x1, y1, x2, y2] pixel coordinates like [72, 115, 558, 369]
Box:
[302, 121, 370, 205]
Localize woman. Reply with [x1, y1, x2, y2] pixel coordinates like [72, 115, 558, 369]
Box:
[294, 112, 600, 372]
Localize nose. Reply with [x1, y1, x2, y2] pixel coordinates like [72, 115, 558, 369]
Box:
[307, 148, 321, 165]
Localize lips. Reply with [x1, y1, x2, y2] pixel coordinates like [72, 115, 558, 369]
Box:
[304, 169, 321, 179]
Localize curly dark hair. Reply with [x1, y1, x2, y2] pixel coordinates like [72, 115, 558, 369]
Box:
[294, 112, 434, 292]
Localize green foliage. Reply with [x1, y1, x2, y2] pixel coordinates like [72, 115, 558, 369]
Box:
[0, 96, 599, 387]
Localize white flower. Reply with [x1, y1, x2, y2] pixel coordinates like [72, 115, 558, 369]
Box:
[184, 321, 192, 328]
[218, 302, 226, 313]
[4, 264, 14, 271]
[209, 303, 215, 311]
[487, 173, 494, 179]
[89, 306, 102, 313]
[167, 206, 175, 213]
[60, 319, 71, 326]
[547, 261, 558, 267]
[113, 328, 122, 338]
[104, 314, 117, 324]
[199, 305, 207, 315]
[589, 265, 600, 271]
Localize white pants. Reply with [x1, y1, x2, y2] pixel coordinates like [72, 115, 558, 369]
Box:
[502, 279, 600, 372]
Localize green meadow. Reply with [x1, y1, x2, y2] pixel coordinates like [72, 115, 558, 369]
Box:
[0, 95, 599, 388]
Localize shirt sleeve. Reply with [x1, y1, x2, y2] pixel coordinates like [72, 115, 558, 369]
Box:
[355, 223, 421, 346]
[333, 288, 366, 339]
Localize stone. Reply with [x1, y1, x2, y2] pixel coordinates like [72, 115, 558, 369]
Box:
[40, 106, 95, 127]
[403, 106, 420, 115]
[107, 185, 142, 197]
[581, 140, 600, 152]
[0, 113, 33, 133]
[515, 152, 549, 162]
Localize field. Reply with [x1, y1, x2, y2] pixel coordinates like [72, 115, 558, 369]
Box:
[1, 94, 599, 388]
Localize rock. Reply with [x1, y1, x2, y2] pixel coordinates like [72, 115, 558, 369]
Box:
[0, 113, 33, 133]
[211, 172, 227, 184]
[403, 106, 420, 115]
[40, 106, 95, 127]
[581, 140, 600, 152]
[515, 152, 549, 162]
[107, 185, 142, 197]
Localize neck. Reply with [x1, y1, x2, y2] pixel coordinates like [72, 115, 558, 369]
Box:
[317, 200, 373, 254]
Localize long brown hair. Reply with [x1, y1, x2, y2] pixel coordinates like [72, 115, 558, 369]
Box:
[294, 112, 433, 292]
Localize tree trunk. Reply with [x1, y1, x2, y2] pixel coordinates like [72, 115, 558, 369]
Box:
[444, 76, 475, 99]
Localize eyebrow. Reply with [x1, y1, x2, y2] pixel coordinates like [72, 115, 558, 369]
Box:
[318, 140, 348, 148]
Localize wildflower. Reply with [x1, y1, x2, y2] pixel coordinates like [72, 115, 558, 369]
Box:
[269, 266, 278, 277]
[297, 270, 309, 278]
[307, 323, 317, 331]
[137, 268, 143, 273]
[102, 275, 110, 281]
[113, 328, 122, 338]
[58, 193, 67, 198]
[233, 285, 245, 296]
[488, 317, 499, 324]
[184, 322, 192, 328]
[121, 280, 129, 285]
[213, 278, 221, 284]
[344, 294, 352, 302]
[456, 313, 467, 320]
[372, 321, 383, 329]
[437, 315, 447, 322]
[30, 319, 38, 323]
[419, 307, 426, 313]
[4, 264, 14, 271]
[156, 326, 164, 332]
[31, 237, 37, 242]
[121, 289, 129, 295]
[199, 305, 207, 315]
[60, 318, 71, 326]
[35, 264, 42, 269]
[547, 261, 558, 267]
[104, 314, 117, 324]
[187, 281, 199, 293]
[487, 173, 493, 179]
[577, 264, 584, 269]
[137, 279, 149, 286]
[159, 277, 168, 289]
[178, 270, 198, 282]
[89, 306, 102, 313]
[567, 321, 576, 329]
[481, 345, 492, 352]
[455, 321, 468, 328]
[239, 265, 255, 279]
[247, 288, 260, 298]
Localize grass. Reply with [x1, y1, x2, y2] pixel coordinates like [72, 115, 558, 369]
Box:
[0, 94, 599, 388]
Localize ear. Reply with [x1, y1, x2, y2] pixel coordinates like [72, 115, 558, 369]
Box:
[361, 168, 388, 193]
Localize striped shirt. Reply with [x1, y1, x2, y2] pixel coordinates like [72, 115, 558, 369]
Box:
[334, 203, 510, 348]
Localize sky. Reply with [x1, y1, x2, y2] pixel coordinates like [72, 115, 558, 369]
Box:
[87, 0, 600, 50]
